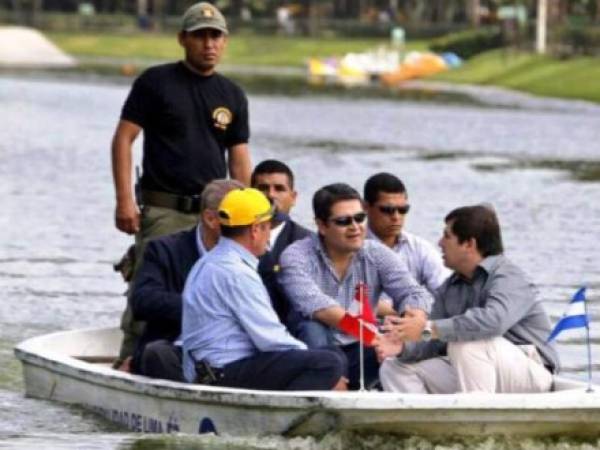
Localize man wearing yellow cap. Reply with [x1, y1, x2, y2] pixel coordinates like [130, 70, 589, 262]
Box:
[181, 188, 347, 390]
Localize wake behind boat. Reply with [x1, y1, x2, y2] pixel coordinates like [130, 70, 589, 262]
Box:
[13, 327, 600, 438]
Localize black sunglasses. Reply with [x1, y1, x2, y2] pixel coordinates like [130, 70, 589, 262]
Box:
[329, 212, 367, 227]
[378, 204, 411, 215]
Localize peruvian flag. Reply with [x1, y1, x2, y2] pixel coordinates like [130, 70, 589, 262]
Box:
[338, 282, 378, 346]
[347, 282, 377, 324]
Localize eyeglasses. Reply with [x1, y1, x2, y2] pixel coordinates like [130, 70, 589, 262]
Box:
[329, 212, 367, 227]
[378, 204, 410, 216]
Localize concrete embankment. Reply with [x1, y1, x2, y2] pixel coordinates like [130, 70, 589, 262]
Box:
[0, 26, 76, 68]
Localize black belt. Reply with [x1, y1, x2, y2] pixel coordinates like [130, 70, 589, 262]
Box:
[141, 189, 203, 214]
[194, 360, 225, 385]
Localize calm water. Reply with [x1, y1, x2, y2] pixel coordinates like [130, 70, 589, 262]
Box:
[1, 75, 600, 449]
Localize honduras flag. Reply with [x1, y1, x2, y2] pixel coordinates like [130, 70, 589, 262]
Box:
[547, 287, 589, 342]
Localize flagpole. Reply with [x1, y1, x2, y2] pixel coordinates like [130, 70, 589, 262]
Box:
[359, 283, 365, 392]
[584, 290, 594, 393]
[548, 286, 593, 392]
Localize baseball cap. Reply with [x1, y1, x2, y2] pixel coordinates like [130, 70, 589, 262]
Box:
[181, 2, 228, 35]
[218, 188, 274, 227]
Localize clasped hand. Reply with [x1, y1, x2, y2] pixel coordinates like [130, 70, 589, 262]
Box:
[373, 307, 428, 362]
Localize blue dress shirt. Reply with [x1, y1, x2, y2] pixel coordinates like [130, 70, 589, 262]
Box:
[181, 237, 306, 383]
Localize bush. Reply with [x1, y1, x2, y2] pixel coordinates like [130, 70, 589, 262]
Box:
[429, 27, 503, 59]
[555, 26, 600, 56]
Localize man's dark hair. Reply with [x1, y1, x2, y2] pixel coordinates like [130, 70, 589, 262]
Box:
[220, 224, 250, 239]
[251, 159, 295, 189]
[221, 217, 271, 238]
[445, 204, 504, 257]
[363, 172, 407, 204]
[313, 183, 362, 222]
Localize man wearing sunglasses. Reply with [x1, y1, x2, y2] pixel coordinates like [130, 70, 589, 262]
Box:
[364, 172, 450, 296]
[279, 183, 432, 390]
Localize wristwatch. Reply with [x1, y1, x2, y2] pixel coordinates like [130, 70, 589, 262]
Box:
[421, 320, 433, 342]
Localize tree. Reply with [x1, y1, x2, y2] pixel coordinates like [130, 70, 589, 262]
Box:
[467, 0, 480, 26]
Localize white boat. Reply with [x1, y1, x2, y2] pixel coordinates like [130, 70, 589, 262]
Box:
[14, 327, 600, 438]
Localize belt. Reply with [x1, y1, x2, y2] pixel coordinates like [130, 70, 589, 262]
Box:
[194, 360, 225, 385]
[141, 189, 203, 214]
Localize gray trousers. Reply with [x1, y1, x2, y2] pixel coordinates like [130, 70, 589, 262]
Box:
[380, 337, 553, 394]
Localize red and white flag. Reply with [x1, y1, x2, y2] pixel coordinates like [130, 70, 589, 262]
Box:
[346, 282, 377, 325]
[338, 282, 378, 346]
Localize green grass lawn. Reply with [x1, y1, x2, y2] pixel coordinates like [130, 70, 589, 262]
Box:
[434, 49, 600, 103]
[47, 31, 429, 67]
[47, 32, 181, 60]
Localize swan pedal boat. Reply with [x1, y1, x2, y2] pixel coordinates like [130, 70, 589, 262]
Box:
[14, 327, 600, 438]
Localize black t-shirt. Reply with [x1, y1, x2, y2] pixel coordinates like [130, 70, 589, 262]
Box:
[121, 62, 249, 195]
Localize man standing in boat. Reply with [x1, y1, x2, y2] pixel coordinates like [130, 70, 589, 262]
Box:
[130, 179, 243, 381]
[376, 204, 559, 393]
[364, 172, 450, 294]
[182, 188, 347, 390]
[278, 183, 432, 390]
[110, 2, 252, 368]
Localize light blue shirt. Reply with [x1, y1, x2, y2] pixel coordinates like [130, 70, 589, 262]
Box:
[367, 228, 451, 294]
[181, 237, 306, 383]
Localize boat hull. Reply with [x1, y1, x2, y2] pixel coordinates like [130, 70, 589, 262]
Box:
[14, 327, 600, 438]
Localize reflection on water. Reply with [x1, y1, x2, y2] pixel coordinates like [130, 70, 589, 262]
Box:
[1, 75, 600, 449]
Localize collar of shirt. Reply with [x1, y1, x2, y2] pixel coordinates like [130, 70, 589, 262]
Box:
[311, 233, 366, 282]
[268, 221, 286, 250]
[219, 236, 259, 271]
[478, 254, 502, 273]
[195, 223, 208, 256]
[367, 226, 407, 251]
[448, 254, 503, 285]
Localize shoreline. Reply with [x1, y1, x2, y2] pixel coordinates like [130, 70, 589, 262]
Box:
[3, 26, 597, 108]
[2, 58, 600, 114]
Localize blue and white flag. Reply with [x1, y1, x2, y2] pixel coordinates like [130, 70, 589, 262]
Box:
[547, 287, 589, 342]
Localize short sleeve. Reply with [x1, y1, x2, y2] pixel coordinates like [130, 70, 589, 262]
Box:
[121, 73, 154, 128]
[224, 88, 249, 147]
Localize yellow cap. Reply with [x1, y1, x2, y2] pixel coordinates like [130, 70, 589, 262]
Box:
[218, 188, 274, 226]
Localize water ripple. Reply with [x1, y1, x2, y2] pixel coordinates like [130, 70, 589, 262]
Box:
[2, 75, 600, 449]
